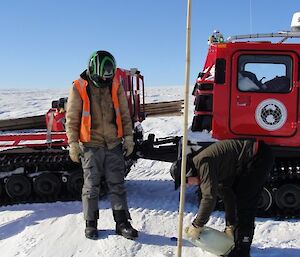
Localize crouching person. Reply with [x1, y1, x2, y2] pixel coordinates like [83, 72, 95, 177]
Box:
[66, 50, 138, 240]
[171, 139, 274, 257]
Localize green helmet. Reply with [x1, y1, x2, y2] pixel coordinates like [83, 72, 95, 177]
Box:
[87, 50, 116, 87]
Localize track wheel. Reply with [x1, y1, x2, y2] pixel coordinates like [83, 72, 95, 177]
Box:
[275, 184, 300, 210]
[33, 173, 61, 199]
[67, 171, 83, 197]
[257, 187, 273, 212]
[5, 175, 31, 200]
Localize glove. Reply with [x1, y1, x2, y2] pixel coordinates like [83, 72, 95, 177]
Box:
[185, 224, 204, 240]
[69, 142, 83, 163]
[123, 135, 135, 157]
[224, 225, 235, 239]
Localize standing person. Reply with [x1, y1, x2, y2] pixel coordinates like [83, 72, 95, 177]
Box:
[66, 50, 138, 240]
[171, 139, 274, 257]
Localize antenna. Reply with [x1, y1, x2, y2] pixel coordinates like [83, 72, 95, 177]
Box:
[249, 0, 253, 33]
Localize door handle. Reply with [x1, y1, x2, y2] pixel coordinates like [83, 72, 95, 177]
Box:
[237, 95, 251, 106]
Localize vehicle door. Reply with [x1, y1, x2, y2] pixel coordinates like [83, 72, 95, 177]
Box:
[230, 52, 298, 137]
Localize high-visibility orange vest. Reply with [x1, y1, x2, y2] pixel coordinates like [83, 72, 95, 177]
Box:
[73, 69, 124, 142]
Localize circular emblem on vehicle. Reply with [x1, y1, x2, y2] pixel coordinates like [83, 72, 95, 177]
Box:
[255, 99, 287, 131]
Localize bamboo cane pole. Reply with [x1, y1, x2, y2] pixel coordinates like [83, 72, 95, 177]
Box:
[176, 0, 192, 256]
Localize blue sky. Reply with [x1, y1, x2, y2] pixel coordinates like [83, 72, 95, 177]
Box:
[0, 1, 299, 89]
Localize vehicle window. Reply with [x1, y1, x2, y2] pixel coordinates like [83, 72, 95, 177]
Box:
[238, 55, 292, 93]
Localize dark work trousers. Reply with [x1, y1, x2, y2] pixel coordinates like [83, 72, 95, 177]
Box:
[218, 185, 237, 226]
[230, 142, 274, 255]
[81, 144, 128, 221]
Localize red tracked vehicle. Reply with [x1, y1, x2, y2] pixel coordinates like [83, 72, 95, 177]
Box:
[191, 16, 300, 217]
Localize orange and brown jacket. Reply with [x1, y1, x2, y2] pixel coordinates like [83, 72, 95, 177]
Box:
[66, 70, 133, 149]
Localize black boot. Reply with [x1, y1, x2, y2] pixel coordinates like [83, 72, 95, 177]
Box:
[85, 220, 98, 240]
[116, 221, 138, 240]
[227, 226, 253, 257]
[227, 246, 250, 257]
[113, 210, 138, 240]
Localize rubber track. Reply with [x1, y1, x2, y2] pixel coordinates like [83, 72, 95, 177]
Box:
[0, 150, 83, 205]
[0, 152, 299, 218]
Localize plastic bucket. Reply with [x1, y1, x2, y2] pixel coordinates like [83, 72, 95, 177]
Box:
[186, 226, 234, 256]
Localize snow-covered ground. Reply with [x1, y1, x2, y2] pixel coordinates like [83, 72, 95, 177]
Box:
[0, 88, 299, 257]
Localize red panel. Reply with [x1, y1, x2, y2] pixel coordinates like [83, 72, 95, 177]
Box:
[0, 132, 68, 148]
[208, 43, 300, 147]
